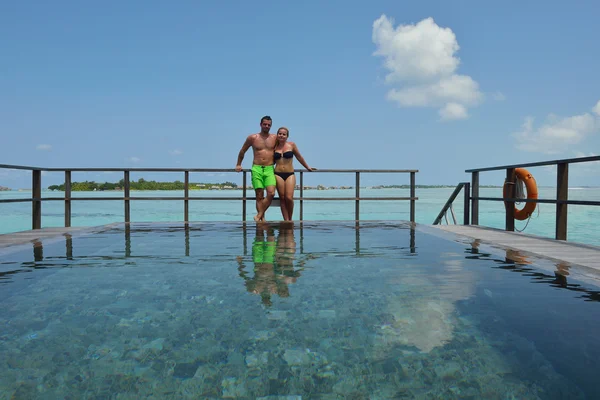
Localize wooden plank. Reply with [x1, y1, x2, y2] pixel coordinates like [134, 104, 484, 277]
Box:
[0, 227, 92, 249]
[433, 225, 600, 271]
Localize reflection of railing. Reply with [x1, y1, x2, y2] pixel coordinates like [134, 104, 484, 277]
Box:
[466, 239, 600, 302]
[0, 164, 418, 229]
[466, 155, 600, 240]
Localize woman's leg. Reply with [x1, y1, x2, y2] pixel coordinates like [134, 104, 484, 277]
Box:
[284, 174, 296, 221]
[275, 175, 289, 221]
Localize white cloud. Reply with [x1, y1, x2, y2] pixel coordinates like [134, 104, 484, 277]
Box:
[169, 149, 183, 156]
[569, 151, 600, 177]
[387, 74, 482, 107]
[512, 101, 600, 154]
[439, 102, 468, 120]
[36, 144, 52, 151]
[372, 15, 483, 121]
[593, 100, 600, 116]
[128, 157, 141, 163]
[574, 151, 600, 162]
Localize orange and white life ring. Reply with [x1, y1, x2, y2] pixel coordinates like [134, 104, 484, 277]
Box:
[503, 168, 538, 221]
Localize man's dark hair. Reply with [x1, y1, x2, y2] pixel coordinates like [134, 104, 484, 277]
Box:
[261, 115, 272, 124]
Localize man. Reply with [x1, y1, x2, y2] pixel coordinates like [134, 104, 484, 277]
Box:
[235, 115, 277, 222]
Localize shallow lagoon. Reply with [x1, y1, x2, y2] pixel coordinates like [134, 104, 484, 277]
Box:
[1, 222, 599, 399]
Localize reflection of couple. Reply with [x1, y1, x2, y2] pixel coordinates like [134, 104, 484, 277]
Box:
[237, 224, 303, 306]
[235, 115, 315, 222]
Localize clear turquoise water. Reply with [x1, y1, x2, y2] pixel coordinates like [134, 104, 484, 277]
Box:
[1, 187, 599, 246]
[1, 222, 599, 398]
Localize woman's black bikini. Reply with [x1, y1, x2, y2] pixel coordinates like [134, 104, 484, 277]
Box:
[274, 151, 295, 181]
[275, 171, 294, 181]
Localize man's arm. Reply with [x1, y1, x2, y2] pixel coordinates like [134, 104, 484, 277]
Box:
[292, 143, 314, 171]
[235, 135, 253, 172]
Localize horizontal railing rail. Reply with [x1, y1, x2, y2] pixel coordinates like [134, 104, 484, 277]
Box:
[0, 164, 418, 230]
[466, 155, 600, 241]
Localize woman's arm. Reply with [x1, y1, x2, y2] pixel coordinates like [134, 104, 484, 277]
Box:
[292, 142, 314, 171]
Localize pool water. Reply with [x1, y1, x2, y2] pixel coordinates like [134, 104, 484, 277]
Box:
[1, 222, 599, 399]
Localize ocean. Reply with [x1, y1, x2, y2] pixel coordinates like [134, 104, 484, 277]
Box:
[1, 187, 599, 246]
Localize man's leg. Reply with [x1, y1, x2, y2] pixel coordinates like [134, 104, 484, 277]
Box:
[256, 186, 275, 221]
[254, 188, 265, 222]
[260, 185, 276, 220]
[251, 165, 266, 222]
[257, 166, 277, 221]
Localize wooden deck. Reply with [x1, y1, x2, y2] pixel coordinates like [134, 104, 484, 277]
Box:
[431, 225, 600, 271]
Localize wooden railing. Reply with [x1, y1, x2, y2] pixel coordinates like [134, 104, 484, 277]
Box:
[0, 164, 418, 229]
[465, 155, 600, 240]
[432, 182, 470, 225]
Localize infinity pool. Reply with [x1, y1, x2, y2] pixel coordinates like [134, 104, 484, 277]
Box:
[1, 222, 599, 399]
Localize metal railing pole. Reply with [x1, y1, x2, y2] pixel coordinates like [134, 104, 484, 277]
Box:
[300, 171, 304, 221]
[64, 170, 71, 227]
[184, 171, 189, 222]
[124, 171, 130, 224]
[556, 163, 569, 240]
[242, 171, 247, 221]
[32, 169, 41, 229]
[505, 168, 515, 232]
[463, 182, 470, 225]
[410, 172, 416, 223]
[471, 171, 479, 225]
[355, 172, 360, 221]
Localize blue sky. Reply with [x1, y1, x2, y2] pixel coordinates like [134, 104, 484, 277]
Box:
[1, 0, 599, 188]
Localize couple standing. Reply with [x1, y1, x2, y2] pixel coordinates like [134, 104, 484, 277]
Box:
[235, 115, 315, 222]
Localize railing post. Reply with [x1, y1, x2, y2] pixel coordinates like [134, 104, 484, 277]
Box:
[124, 171, 130, 224]
[242, 171, 247, 221]
[300, 171, 304, 221]
[184, 171, 189, 222]
[32, 169, 41, 230]
[505, 168, 515, 232]
[556, 163, 569, 240]
[355, 172, 360, 221]
[410, 171, 415, 223]
[471, 171, 479, 225]
[463, 182, 470, 225]
[65, 170, 71, 227]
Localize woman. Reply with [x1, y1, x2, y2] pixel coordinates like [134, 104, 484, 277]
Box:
[273, 127, 314, 221]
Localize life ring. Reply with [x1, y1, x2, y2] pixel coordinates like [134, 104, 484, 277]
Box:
[503, 168, 538, 221]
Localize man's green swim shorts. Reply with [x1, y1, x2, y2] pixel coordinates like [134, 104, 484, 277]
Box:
[251, 164, 276, 189]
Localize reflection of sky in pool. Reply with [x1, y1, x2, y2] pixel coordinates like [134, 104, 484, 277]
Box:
[1, 222, 599, 399]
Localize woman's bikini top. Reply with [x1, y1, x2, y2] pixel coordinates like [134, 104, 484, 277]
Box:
[274, 151, 294, 161]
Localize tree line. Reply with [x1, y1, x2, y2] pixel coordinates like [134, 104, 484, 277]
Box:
[48, 178, 239, 191]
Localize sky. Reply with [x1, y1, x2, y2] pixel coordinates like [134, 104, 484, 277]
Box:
[1, 0, 599, 189]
